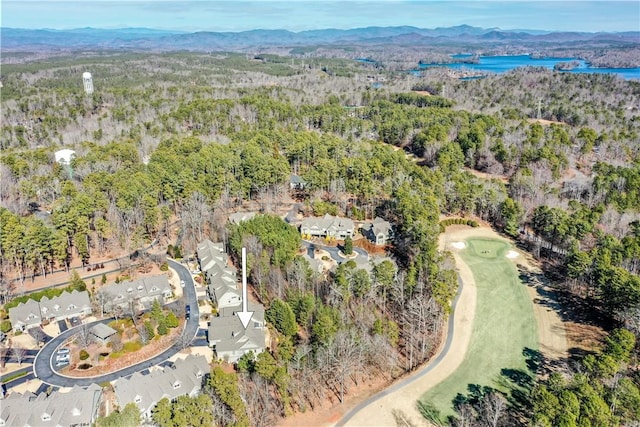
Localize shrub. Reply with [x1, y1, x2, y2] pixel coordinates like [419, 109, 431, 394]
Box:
[123, 341, 142, 352]
[439, 218, 479, 232]
[157, 319, 168, 336]
[145, 321, 155, 340]
[165, 312, 179, 328]
[78, 363, 92, 370]
[79, 349, 90, 360]
[160, 262, 169, 271]
[0, 320, 12, 333]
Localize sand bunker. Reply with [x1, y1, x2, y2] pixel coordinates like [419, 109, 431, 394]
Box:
[506, 250, 519, 259]
[451, 241, 467, 249]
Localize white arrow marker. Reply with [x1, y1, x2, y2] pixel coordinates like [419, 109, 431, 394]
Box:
[237, 247, 254, 329]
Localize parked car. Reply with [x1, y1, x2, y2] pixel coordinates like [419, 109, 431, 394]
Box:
[56, 353, 70, 362]
[56, 348, 70, 355]
[180, 279, 185, 288]
[185, 305, 191, 319]
[55, 359, 69, 367]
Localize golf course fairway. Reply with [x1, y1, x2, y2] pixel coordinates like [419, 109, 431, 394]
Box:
[419, 237, 538, 420]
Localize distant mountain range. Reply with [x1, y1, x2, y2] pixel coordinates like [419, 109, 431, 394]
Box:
[2, 25, 638, 52]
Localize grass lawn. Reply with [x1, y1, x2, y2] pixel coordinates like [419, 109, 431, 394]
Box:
[419, 238, 538, 421]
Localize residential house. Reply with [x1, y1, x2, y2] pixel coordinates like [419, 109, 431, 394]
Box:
[8, 299, 42, 332]
[228, 211, 257, 225]
[300, 214, 354, 240]
[39, 290, 92, 322]
[196, 240, 240, 310]
[8, 290, 92, 332]
[198, 239, 268, 363]
[362, 217, 393, 245]
[289, 174, 307, 190]
[207, 303, 267, 363]
[102, 275, 172, 313]
[113, 354, 209, 420]
[0, 384, 102, 427]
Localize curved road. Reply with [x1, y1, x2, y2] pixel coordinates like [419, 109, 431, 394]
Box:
[301, 241, 368, 263]
[336, 275, 464, 426]
[33, 259, 199, 387]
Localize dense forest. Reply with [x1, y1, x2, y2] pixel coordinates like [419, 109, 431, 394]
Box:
[0, 52, 639, 425]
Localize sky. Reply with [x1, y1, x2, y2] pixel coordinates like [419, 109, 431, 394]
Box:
[2, 1, 639, 33]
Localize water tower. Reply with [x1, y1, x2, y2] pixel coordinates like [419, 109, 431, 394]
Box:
[82, 72, 94, 95]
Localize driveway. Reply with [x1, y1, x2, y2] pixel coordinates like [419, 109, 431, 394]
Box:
[57, 320, 68, 333]
[301, 241, 368, 264]
[29, 327, 53, 344]
[32, 259, 199, 387]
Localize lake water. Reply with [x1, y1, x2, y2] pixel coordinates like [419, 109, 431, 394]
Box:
[417, 54, 640, 80]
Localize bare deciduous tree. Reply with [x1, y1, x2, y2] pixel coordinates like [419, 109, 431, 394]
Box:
[94, 289, 110, 318]
[137, 323, 149, 345]
[239, 374, 279, 427]
[482, 392, 507, 427]
[75, 323, 93, 348]
[110, 334, 123, 352]
[176, 330, 193, 350]
[182, 192, 210, 249]
[31, 327, 45, 348]
[0, 344, 9, 368]
[11, 347, 27, 366]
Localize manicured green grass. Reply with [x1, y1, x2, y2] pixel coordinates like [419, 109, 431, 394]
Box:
[419, 238, 538, 421]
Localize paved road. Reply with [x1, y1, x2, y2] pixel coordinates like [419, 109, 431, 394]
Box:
[32, 259, 199, 387]
[336, 275, 464, 426]
[301, 241, 368, 264]
[1, 366, 33, 385]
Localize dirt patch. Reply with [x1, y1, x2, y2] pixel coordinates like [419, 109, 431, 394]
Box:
[565, 321, 606, 354]
[353, 238, 388, 255]
[412, 90, 432, 96]
[463, 167, 509, 184]
[527, 118, 567, 126]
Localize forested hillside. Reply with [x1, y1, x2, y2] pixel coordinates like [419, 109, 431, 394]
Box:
[1, 52, 638, 425]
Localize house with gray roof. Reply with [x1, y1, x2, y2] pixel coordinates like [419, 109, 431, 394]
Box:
[196, 240, 241, 310]
[39, 290, 92, 322]
[289, 174, 307, 190]
[300, 214, 354, 240]
[8, 290, 92, 332]
[8, 299, 42, 332]
[207, 307, 267, 364]
[228, 211, 257, 225]
[198, 239, 268, 363]
[102, 275, 172, 313]
[0, 384, 102, 427]
[362, 217, 393, 245]
[113, 354, 209, 420]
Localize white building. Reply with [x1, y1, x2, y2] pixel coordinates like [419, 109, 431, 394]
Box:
[54, 149, 76, 165]
[82, 72, 93, 95]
